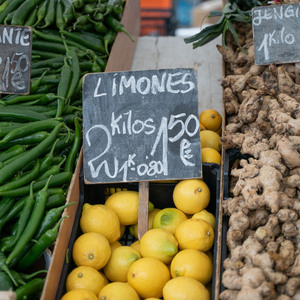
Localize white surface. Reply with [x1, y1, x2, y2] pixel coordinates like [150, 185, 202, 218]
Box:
[130, 36, 223, 114]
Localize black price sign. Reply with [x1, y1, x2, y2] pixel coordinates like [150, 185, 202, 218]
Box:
[83, 68, 202, 184]
[0, 25, 32, 94]
[252, 3, 300, 65]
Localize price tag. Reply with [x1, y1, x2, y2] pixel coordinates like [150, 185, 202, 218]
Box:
[82, 68, 202, 184]
[252, 3, 300, 65]
[0, 25, 32, 94]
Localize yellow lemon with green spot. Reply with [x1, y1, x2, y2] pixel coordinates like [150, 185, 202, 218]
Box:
[152, 207, 187, 234]
[140, 228, 178, 264]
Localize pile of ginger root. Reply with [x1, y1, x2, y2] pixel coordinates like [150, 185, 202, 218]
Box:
[218, 4, 300, 300]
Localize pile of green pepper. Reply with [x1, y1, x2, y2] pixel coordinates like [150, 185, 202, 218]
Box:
[0, 0, 132, 298]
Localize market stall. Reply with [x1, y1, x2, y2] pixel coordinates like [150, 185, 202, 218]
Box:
[0, 0, 299, 299]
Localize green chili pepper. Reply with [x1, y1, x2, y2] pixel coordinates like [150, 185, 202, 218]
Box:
[0, 123, 64, 186]
[11, 0, 44, 25]
[1, 182, 35, 253]
[0, 160, 40, 193]
[32, 40, 69, 54]
[0, 145, 26, 163]
[44, 131, 74, 153]
[105, 15, 134, 42]
[31, 57, 64, 70]
[0, 198, 24, 234]
[0, 119, 61, 145]
[15, 278, 45, 300]
[61, 0, 74, 23]
[0, 131, 49, 151]
[6, 176, 52, 266]
[103, 29, 116, 55]
[87, 16, 108, 34]
[40, 0, 55, 28]
[72, 14, 89, 30]
[32, 28, 88, 52]
[17, 215, 68, 270]
[1, 93, 47, 105]
[34, 202, 75, 240]
[64, 117, 81, 173]
[60, 29, 106, 54]
[66, 49, 80, 101]
[0, 197, 15, 220]
[32, 49, 62, 60]
[37, 156, 66, 180]
[10, 269, 47, 286]
[33, 0, 49, 27]
[39, 139, 59, 175]
[56, 0, 66, 31]
[56, 56, 72, 117]
[0, 172, 72, 198]
[0, 107, 48, 122]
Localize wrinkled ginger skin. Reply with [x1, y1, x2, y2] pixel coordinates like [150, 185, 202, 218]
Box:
[220, 19, 300, 300]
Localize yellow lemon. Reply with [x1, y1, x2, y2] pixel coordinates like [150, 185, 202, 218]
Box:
[173, 179, 210, 214]
[201, 147, 221, 164]
[105, 191, 139, 225]
[127, 257, 170, 299]
[192, 209, 216, 229]
[140, 228, 178, 264]
[199, 109, 222, 132]
[130, 240, 140, 253]
[129, 208, 161, 239]
[80, 203, 121, 244]
[103, 246, 141, 282]
[163, 277, 210, 300]
[152, 208, 187, 234]
[144, 299, 162, 300]
[170, 249, 213, 284]
[72, 232, 111, 270]
[61, 288, 98, 300]
[66, 266, 107, 295]
[200, 130, 221, 152]
[98, 282, 140, 300]
[110, 240, 122, 251]
[175, 218, 214, 252]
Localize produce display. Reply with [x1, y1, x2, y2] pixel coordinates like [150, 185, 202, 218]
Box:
[214, 0, 300, 299]
[0, 0, 130, 298]
[60, 177, 217, 300]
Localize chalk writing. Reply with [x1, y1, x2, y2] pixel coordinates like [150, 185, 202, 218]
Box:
[252, 3, 300, 65]
[0, 26, 32, 94]
[83, 69, 202, 183]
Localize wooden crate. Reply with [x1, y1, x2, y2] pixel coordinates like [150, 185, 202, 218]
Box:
[40, 1, 140, 299]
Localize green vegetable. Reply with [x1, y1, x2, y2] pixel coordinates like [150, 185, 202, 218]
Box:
[6, 176, 52, 266]
[184, 1, 268, 53]
[17, 215, 68, 270]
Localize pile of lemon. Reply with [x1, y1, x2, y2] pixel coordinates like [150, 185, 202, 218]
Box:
[61, 178, 215, 300]
[199, 109, 222, 165]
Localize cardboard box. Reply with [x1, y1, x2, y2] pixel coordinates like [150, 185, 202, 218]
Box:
[40, 1, 141, 299]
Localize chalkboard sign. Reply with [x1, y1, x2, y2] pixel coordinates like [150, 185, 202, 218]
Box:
[0, 25, 32, 94]
[82, 68, 202, 184]
[252, 3, 300, 65]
